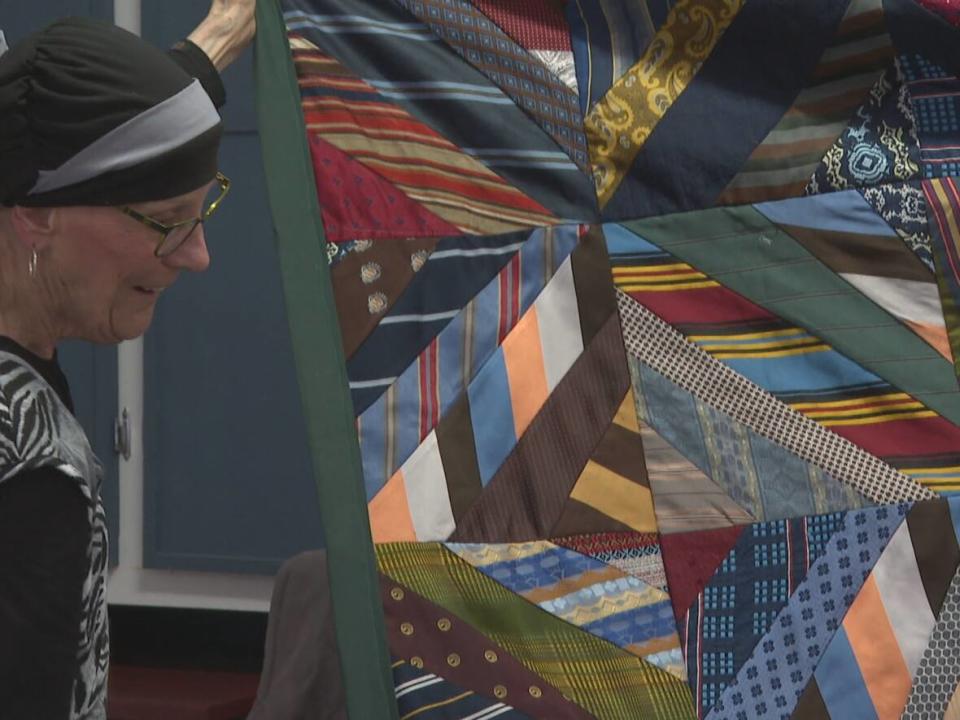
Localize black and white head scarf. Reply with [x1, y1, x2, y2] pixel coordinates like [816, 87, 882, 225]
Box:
[0, 17, 222, 207]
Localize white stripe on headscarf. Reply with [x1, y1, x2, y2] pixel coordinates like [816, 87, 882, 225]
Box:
[28, 79, 219, 195]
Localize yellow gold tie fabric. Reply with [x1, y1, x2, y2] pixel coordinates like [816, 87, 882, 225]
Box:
[584, 0, 744, 207]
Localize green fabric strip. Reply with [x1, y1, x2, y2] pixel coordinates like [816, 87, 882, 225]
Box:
[253, 2, 398, 718]
[377, 542, 696, 720]
[622, 206, 960, 424]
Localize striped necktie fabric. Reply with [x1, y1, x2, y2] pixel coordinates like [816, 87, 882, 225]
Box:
[792, 498, 960, 719]
[257, 1, 960, 716]
[925, 177, 960, 373]
[719, 0, 897, 204]
[392, 659, 533, 720]
[446, 540, 684, 678]
[382, 575, 591, 719]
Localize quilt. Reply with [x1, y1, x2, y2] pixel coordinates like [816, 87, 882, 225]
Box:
[260, 0, 960, 717]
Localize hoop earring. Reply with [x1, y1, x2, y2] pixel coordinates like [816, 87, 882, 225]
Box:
[28, 248, 38, 279]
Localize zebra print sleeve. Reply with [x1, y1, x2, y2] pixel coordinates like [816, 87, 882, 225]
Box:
[0, 467, 90, 720]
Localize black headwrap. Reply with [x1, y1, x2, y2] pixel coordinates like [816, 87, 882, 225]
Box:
[0, 17, 224, 207]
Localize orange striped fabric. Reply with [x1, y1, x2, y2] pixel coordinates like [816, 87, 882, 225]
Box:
[291, 36, 560, 235]
[502, 309, 549, 437]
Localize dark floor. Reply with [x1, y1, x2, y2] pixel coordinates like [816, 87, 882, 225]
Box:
[108, 605, 268, 674]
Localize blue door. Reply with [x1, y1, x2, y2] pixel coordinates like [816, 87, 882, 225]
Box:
[140, 1, 326, 573]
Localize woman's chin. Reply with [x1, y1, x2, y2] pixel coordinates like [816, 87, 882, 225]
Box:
[108, 307, 156, 343]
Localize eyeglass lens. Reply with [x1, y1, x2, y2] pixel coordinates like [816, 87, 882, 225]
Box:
[157, 220, 202, 257]
[156, 182, 225, 256]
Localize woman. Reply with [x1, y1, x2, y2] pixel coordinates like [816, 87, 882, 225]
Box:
[0, 3, 254, 718]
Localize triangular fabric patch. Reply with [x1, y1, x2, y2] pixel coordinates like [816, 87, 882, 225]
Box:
[805, 61, 921, 195]
[775, 219, 950, 359]
[332, 236, 439, 359]
[552, 531, 669, 593]
[446, 541, 686, 679]
[308, 133, 461, 242]
[680, 511, 847, 718]
[630, 355, 866, 523]
[530, 49, 579, 96]
[718, 0, 893, 204]
[548, 388, 659, 536]
[639, 416, 757, 534]
[347, 230, 529, 414]
[291, 36, 561, 238]
[659, 525, 744, 626]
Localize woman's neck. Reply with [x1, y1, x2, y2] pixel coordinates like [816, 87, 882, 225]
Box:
[0, 322, 57, 360]
[0, 229, 59, 360]
[0, 282, 59, 358]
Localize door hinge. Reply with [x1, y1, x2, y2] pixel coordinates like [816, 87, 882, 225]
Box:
[114, 408, 131, 461]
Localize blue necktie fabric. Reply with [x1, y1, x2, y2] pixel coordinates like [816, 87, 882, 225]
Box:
[680, 512, 847, 717]
[706, 503, 910, 720]
[392, 0, 590, 172]
[358, 225, 579, 500]
[348, 231, 530, 414]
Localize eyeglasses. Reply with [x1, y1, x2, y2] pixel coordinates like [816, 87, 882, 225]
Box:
[120, 172, 231, 257]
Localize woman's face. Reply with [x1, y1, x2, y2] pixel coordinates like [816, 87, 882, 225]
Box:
[47, 182, 212, 344]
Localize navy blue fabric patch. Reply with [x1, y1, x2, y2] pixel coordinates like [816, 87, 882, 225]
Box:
[683, 513, 846, 716]
[348, 231, 527, 414]
[392, 659, 531, 719]
[807, 65, 921, 193]
[601, 0, 850, 222]
[884, 0, 960, 79]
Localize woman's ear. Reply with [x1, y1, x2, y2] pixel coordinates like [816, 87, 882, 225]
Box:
[8, 206, 58, 251]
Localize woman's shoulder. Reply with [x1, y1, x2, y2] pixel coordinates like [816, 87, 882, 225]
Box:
[0, 344, 47, 387]
[0, 350, 96, 496]
[0, 349, 57, 424]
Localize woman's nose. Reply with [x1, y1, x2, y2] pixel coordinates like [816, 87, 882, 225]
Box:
[163, 224, 210, 273]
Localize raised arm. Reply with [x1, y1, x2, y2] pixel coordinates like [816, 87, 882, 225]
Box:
[187, 0, 257, 72]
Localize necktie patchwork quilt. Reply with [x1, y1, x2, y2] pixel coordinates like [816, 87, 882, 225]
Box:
[264, 0, 960, 717]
